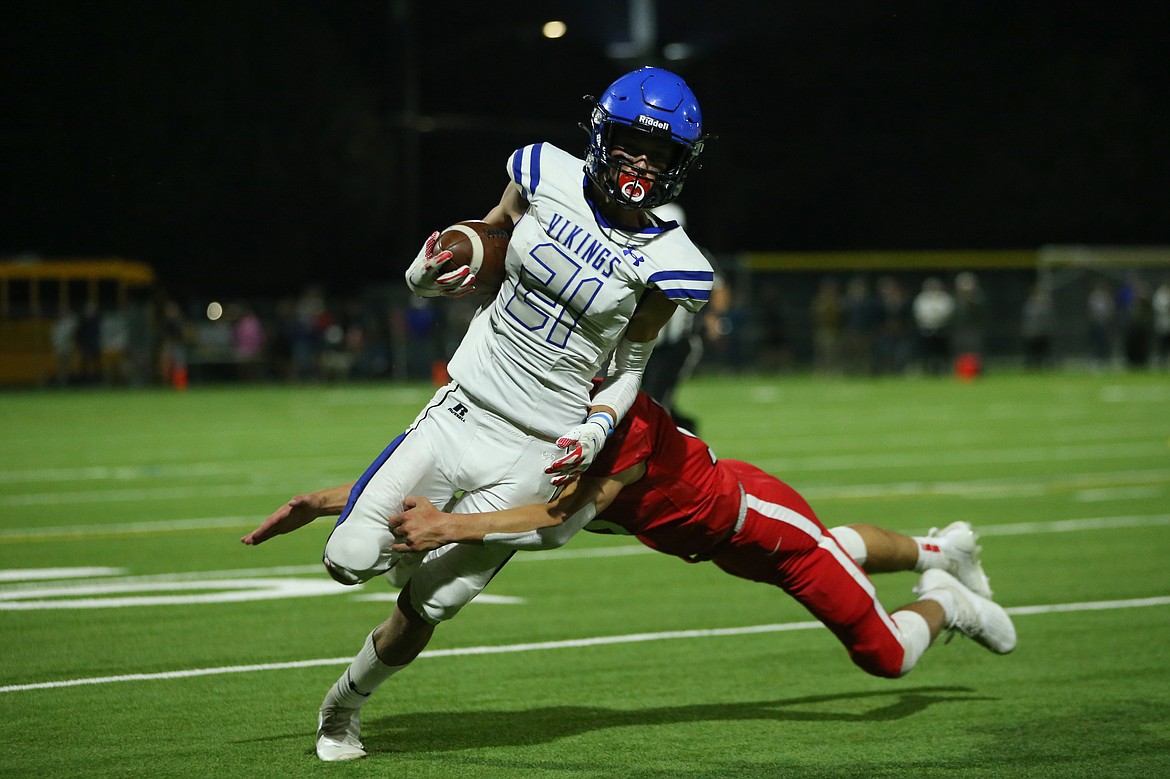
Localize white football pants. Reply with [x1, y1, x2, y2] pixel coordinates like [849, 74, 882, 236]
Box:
[323, 382, 562, 621]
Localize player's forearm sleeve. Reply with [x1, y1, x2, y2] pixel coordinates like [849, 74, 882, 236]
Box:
[481, 503, 598, 551]
[591, 338, 655, 423]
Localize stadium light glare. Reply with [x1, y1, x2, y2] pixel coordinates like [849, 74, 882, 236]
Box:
[542, 21, 567, 39]
[206, 301, 223, 321]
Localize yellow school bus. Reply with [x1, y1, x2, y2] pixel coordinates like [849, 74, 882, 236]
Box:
[0, 258, 156, 385]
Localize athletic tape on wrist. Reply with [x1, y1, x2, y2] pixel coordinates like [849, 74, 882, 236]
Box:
[586, 412, 616, 437]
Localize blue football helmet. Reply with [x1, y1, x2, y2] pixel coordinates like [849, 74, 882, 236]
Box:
[584, 67, 707, 210]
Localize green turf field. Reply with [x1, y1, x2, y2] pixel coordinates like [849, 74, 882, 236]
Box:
[1, 372, 1168, 777]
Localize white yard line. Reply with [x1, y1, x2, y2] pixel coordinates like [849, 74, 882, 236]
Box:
[799, 468, 1169, 501]
[977, 514, 1170, 536]
[0, 484, 287, 507]
[2, 595, 1167, 694]
[0, 567, 126, 582]
[752, 441, 1166, 473]
[0, 515, 263, 539]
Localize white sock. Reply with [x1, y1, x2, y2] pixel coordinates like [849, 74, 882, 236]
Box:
[912, 536, 948, 572]
[917, 588, 957, 627]
[892, 610, 933, 675]
[321, 631, 407, 711]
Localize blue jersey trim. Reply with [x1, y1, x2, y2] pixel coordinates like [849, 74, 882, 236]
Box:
[511, 150, 525, 197]
[529, 143, 543, 196]
[650, 269, 714, 303]
[333, 432, 407, 528]
[510, 143, 544, 200]
[646, 219, 679, 234]
[660, 287, 712, 302]
[649, 269, 715, 284]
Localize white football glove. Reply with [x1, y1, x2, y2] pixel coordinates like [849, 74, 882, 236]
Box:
[405, 231, 477, 298]
[545, 412, 615, 486]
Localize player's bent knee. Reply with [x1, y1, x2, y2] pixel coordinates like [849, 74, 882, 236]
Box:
[846, 611, 930, 678]
[851, 649, 906, 679]
[323, 556, 364, 586]
[322, 534, 381, 585]
[890, 609, 932, 676]
[828, 525, 867, 567]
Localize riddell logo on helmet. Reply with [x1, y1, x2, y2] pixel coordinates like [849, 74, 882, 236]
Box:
[635, 115, 671, 133]
[618, 171, 650, 203]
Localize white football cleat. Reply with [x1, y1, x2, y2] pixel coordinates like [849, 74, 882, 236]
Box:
[927, 521, 993, 598]
[915, 568, 1016, 654]
[316, 706, 365, 762]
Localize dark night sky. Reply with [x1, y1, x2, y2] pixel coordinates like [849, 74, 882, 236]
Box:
[3, 1, 1169, 299]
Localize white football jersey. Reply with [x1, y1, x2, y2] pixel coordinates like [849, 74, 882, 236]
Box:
[446, 142, 714, 438]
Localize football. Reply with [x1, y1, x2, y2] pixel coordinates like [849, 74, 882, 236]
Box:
[435, 220, 511, 297]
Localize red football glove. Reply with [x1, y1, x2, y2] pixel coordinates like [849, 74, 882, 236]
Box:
[405, 231, 477, 298]
[545, 412, 615, 486]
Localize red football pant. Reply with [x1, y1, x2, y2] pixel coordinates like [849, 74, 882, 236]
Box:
[712, 461, 906, 678]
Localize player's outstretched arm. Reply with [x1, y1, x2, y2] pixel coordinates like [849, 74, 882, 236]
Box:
[390, 463, 644, 553]
[241, 483, 354, 545]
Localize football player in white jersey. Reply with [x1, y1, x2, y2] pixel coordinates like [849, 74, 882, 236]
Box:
[247, 67, 716, 761]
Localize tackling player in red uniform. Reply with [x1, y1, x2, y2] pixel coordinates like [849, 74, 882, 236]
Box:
[246, 391, 1015, 684]
[384, 391, 1016, 679]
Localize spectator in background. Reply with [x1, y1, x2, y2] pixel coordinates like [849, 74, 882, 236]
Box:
[912, 277, 954, 376]
[1122, 279, 1154, 369]
[1087, 280, 1116, 371]
[100, 308, 130, 385]
[1153, 278, 1170, 369]
[124, 297, 154, 387]
[874, 276, 913, 375]
[319, 302, 367, 383]
[342, 301, 367, 375]
[78, 301, 103, 384]
[291, 286, 327, 380]
[810, 277, 843, 375]
[232, 303, 267, 381]
[951, 272, 986, 369]
[403, 297, 439, 381]
[271, 299, 296, 380]
[1020, 282, 1055, 370]
[841, 275, 878, 375]
[158, 300, 189, 388]
[50, 305, 79, 386]
[706, 286, 749, 373]
[752, 281, 789, 375]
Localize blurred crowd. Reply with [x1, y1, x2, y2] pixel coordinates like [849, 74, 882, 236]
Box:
[47, 284, 485, 388]
[43, 271, 1170, 389]
[788, 271, 1170, 377]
